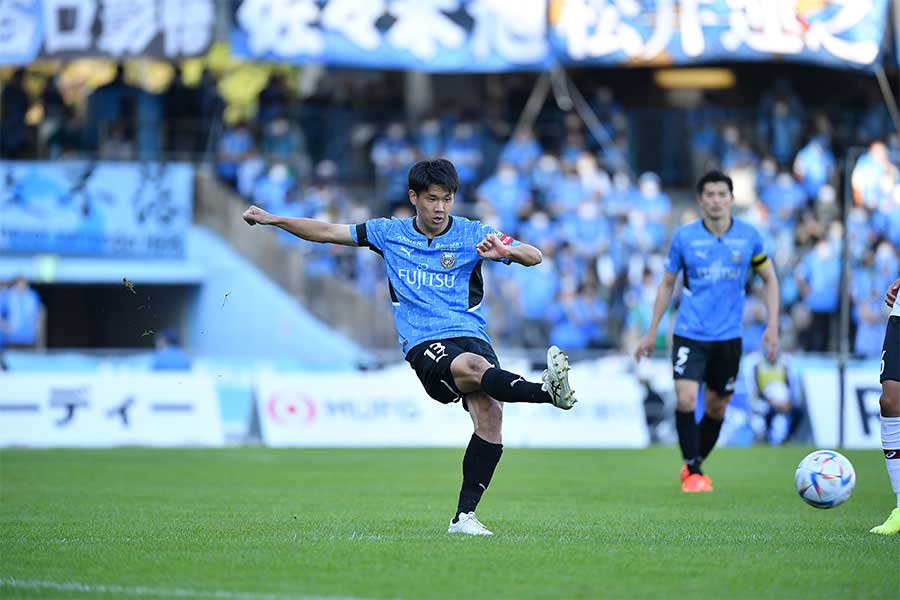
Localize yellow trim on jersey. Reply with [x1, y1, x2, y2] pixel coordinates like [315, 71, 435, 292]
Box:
[751, 252, 769, 270]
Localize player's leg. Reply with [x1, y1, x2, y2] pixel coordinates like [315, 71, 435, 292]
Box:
[697, 338, 742, 469]
[672, 336, 710, 491]
[450, 345, 576, 409]
[871, 316, 900, 535]
[448, 391, 503, 536]
[699, 388, 731, 459]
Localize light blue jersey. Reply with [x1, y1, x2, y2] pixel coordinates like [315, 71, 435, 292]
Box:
[664, 218, 768, 342]
[350, 216, 519, 354]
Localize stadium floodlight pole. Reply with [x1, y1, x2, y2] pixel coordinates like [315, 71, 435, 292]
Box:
[511, 72, 551, 139]
[874, 65, 900, 136]
[837, 147, 863, 448]
[549, 65, 573, 112]
[559, 69, 614, 151]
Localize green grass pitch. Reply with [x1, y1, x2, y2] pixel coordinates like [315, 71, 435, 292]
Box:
[1, 446, 898, 599]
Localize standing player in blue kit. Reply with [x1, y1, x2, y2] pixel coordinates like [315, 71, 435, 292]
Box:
[243, 158, 576, 535]
[635, 171, 780, 493]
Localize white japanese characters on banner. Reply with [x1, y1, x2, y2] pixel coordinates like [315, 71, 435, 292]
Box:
[0, 0, 214, 64]
[0, 373, 224, 447]
[550, 0, 889, 69]
[0, 161, 193, 258]
[232, 0, 552, 72]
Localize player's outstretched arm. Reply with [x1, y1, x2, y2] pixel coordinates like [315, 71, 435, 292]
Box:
[756, 260, 781, 361]
[242, 205, 356, 246]
[886, 277, 900, 308]
[634, 270, 677, 361]
[476, 234, 542, 266]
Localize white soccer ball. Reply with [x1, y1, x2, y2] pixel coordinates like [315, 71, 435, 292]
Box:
[794, 450, 856, 509]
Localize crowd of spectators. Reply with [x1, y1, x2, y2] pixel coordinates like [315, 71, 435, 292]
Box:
[3, 65, 897, 355]
[216, 73, 897, 355]
[0, 66, 224, 160]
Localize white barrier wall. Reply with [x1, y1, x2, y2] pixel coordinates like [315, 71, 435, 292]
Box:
[0, 373, 224, 447]
[842, 365, 884, 449]
[256, 360, 650, 448]
[800, 362, 883, 449]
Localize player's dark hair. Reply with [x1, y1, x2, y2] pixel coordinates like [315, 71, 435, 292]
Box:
[408, 159, 459, 195]
[696, 170, 733, 195]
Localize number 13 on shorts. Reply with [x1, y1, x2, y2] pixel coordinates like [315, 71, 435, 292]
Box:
[424, 342, 448, 362]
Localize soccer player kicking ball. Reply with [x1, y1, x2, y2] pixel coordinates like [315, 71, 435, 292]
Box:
[243, 158, 576, 535]
[634, 171, 780, 493]
[870, 276, 900, 535]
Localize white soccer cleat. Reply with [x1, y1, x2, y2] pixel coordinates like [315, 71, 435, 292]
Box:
[542, 345, 577, 410]
[447, 512, 493, 536]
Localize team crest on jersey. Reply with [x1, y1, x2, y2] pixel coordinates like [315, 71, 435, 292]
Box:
[731, 250, 742, 264]
[440, 252, 456, 269]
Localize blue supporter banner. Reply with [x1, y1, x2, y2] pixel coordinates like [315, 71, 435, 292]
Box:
[549, 0, 891, 70]
[231, 0, 891, 71]
[231, 0, 554, 72]
[0, 161, 193, 259]
[0, 0, 215, 65]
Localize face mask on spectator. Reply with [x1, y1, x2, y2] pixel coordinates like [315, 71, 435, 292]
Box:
[876, 242, 895, 262]
[270, 164, 288, 183]
[530, 211, 550, 229]
[536, 155, 559, 173]
[724, 127, 739, 145]
[577, 202, 599, 220]
[455, 124, 473, 138]
[575, 155, 596, 175]
[776, 173, 793, 187]
[639, 177, 659, 197]
[422, 120, 440, 135]
[498, 167, 517, 182]
[613, 172, 631, 190]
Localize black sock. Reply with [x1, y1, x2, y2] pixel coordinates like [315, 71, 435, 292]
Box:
[675, 409, 702, 475]
[698, 414, 724, 461]
[479, 367, 551, 404]
[454, 433, 503, 520]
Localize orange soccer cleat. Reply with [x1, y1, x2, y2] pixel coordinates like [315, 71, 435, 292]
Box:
[680, 464, 690, 483]
[682, 473, 713, 493]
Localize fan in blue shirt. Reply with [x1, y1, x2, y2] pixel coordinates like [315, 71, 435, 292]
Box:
[635, 170, 781, 494]
[242, 158, 576, 537]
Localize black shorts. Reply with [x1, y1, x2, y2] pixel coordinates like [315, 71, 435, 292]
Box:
[882, 316, 900, 383]
[672, 335, 742, 395]
[406, 337, 500, 408]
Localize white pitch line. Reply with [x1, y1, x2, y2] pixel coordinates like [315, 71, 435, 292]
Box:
[0, 578, 375, 600]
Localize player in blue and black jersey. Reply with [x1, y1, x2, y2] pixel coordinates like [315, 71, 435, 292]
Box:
[243, 158, 576, 535]
[635, 171, 780, 493]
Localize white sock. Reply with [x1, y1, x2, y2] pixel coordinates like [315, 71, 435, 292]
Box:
[881, 415, 900, 507]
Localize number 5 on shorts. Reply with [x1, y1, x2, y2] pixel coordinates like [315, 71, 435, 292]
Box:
[675, 346, 690, 375]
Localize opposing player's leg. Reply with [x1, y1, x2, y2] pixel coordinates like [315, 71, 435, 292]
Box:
[448, 391, 502, 536]
[871, 316, 900, 535]
[672, 336, 711, 492]
[450, 346, 576, 410]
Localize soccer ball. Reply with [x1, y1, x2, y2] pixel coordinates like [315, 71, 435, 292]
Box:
[794, 450, 856, 509]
